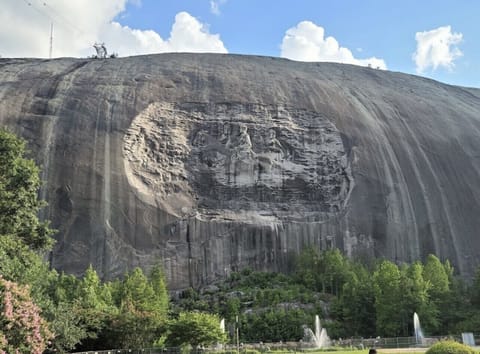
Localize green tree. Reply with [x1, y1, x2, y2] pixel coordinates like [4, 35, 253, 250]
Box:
[51, 272, 80, 304]
[0, 129, 54, 250]
[166, 311, 227, 347]
[294, 248, 320, 290]
[400, 262, 436, 335]
[319, 249, 352, 296]
[239, 309, 310, 342]
[47, 301, 90, 353]
[68, 266, 118, 351]
[118, 267, 168, 314]
[373, 260, 403, 336]
[295, 248, 354, 296]
[0, 130, 56, 300]
[423, 255, 452, 333]
[449, 267, 480, 332]
[423, 255, 450, 297]
[441, 277, 472, 333]
[95, 267, 169, 349]
[77, 265, 114, 311]
[0, 235, 53, 296]
[148, 264, 169, 318]
[337, 263, 376, 337]
[470, 268, 480, 308]
[223, 297, 240, 322]
[105, 301, 161, 349]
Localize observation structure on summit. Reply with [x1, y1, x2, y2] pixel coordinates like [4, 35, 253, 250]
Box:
[93, 42, 108, 58]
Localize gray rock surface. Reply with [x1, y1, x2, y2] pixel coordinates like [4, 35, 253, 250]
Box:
[1, 54, 480, 289]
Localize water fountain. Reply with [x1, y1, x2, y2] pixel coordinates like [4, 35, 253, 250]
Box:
[413, 312, 425, 345]
[216, 318, 226, 350]
[315, 315, 321, 346]
[315, 315, 331, 348]
[302, 315, 330, 348]
[220, 318, 225, 333]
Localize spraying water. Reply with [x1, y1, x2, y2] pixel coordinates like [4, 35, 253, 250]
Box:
[413, 312, 424, 345]
[307, 315, 330, 348]
[302, 315, 331, 348]
[315, 315, 321, 344]
[220, 318, 225, 333]
[216, 318, 226, 350]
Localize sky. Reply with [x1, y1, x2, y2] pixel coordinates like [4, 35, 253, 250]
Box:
[1, 0, 479, 88]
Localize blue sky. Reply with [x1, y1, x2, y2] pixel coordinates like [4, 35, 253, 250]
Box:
[117, 0, 479, 87]
[2, 0, 478, 88]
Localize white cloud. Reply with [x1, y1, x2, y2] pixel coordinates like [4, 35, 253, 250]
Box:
[210, 0, 227, 15]
[102, 12, 227, 56]
[167, 12, 226, 52]
[0, 0, 227, 58]
[280, 21, 386, 69]
[412, 25, 463, 73]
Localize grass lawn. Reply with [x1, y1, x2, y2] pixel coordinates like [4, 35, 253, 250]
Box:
[297, 349, 427, 354]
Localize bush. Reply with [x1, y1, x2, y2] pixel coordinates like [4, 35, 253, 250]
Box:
[0, 276, 53, 354]
[426, 340, 476, 354]
[166, 311, 227, 346]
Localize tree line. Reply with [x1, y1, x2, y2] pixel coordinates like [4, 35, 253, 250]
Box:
[175, 247, 480, 343]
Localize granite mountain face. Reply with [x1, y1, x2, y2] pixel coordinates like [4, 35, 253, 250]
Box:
[1, 54, 480, 289]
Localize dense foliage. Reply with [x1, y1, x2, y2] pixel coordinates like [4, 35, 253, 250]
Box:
[172, 248, 480, 343]
[166, 311, 227, 347]
[0, 129, 53, 251]
[3, 129, 480, 351]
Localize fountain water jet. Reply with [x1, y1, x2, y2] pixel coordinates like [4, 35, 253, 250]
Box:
[302, 315, 330, 348]
[413, 312, 425, 345]
[216, 318, 226, 350]
[315, 315, 321, 345]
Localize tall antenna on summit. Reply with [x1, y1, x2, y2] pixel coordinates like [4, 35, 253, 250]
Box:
[49, 22, 54, 59]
